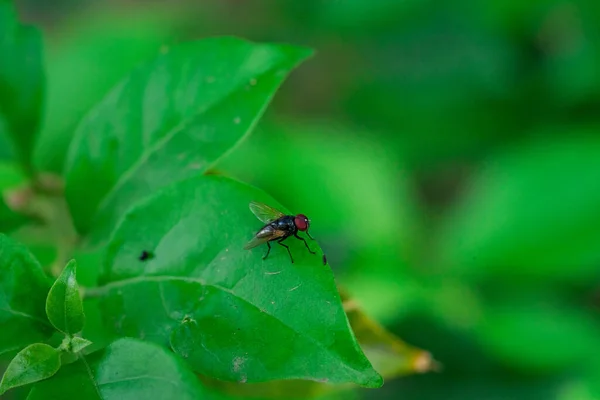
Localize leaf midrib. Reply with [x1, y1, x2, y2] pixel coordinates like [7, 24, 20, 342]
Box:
[93, 55, 298, 220]
[1, 345, 58, 393]
[96, 274, 367, 381]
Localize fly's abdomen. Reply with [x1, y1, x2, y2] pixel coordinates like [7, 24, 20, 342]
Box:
[257, 225, 276, 238]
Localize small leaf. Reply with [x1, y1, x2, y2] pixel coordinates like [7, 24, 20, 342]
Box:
[27, 338, 206, 399]
[45, 259, 85, 334]
[0, 343, 60, 395]
[64, 36, 313, 243]
[0, 2, 44, 173]
[0, 234, 53, 355]
[69, 337, 92, 354]
[96, 175, 382, 387]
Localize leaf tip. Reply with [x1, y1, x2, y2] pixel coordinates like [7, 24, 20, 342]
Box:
[361, 369, 384, 388]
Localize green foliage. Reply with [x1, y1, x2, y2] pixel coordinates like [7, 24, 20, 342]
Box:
[0, 2, 44, 174]
[64, 37, 312, 244]
[0, 343, 60, 395]
[45, 260, 85, 334]
[0, 7, 438, 397]
[6, 0, 600, 397]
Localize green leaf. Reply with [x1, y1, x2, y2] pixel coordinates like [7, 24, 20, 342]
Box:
[64, 36, 312, 243]
[437, 132, 600, 284]
[45, 259, 85, 334]
[0, 234, 53, 355]
[69, 337, 92, 354]
[27, 338, 206, 400]
[95, 175, 382, 387]
[0, 2, 44, 173]
[0, 343, 60, 395]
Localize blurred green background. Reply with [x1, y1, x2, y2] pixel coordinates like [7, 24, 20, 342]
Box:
[15, 0, 600, 398]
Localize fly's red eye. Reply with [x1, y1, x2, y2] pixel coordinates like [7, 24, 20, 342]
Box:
[295, 214, 309, 231]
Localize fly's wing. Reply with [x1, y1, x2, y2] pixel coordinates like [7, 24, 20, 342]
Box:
[244, 235, 271, 250]
[244, 225, 286, 250]
[249, 201, 285, 224]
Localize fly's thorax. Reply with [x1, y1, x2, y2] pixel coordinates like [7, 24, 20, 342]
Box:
[276, 216, 296, 232]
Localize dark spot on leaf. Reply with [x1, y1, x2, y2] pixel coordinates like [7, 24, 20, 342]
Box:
[182, 315, 195, 324]
[139, 250, 154, 261]
[322, 254, 327, 265]
[205, 169, 225, 176]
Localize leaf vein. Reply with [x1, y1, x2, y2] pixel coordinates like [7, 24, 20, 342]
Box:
[80, 355, 103, 400]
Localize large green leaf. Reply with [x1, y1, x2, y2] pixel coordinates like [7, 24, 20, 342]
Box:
[0, 2, 44, 173]
[94, 175, 382, 387]
[0, 234, 53, 355]
[64, 36, 312, 243]
[27, 338, 206, 399]
[0, 343, 60, 395]
[436, 132, 600, 284]
[45, 260, 85, 334]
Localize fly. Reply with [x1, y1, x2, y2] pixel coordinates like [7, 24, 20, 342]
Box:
[244, 201, 315, 264]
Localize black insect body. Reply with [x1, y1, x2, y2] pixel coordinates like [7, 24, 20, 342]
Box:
[139, 250, 154, 261]
[244, 201, 316, 263]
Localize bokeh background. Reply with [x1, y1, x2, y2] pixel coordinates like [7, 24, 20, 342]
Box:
[16, 0, 600, 399]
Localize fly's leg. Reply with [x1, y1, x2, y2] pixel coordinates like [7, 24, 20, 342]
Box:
[277, 238, 294, 264]
[263, 242, 272, 260]
[294, 233, 315, 254]
[306, 230, 315, 240]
